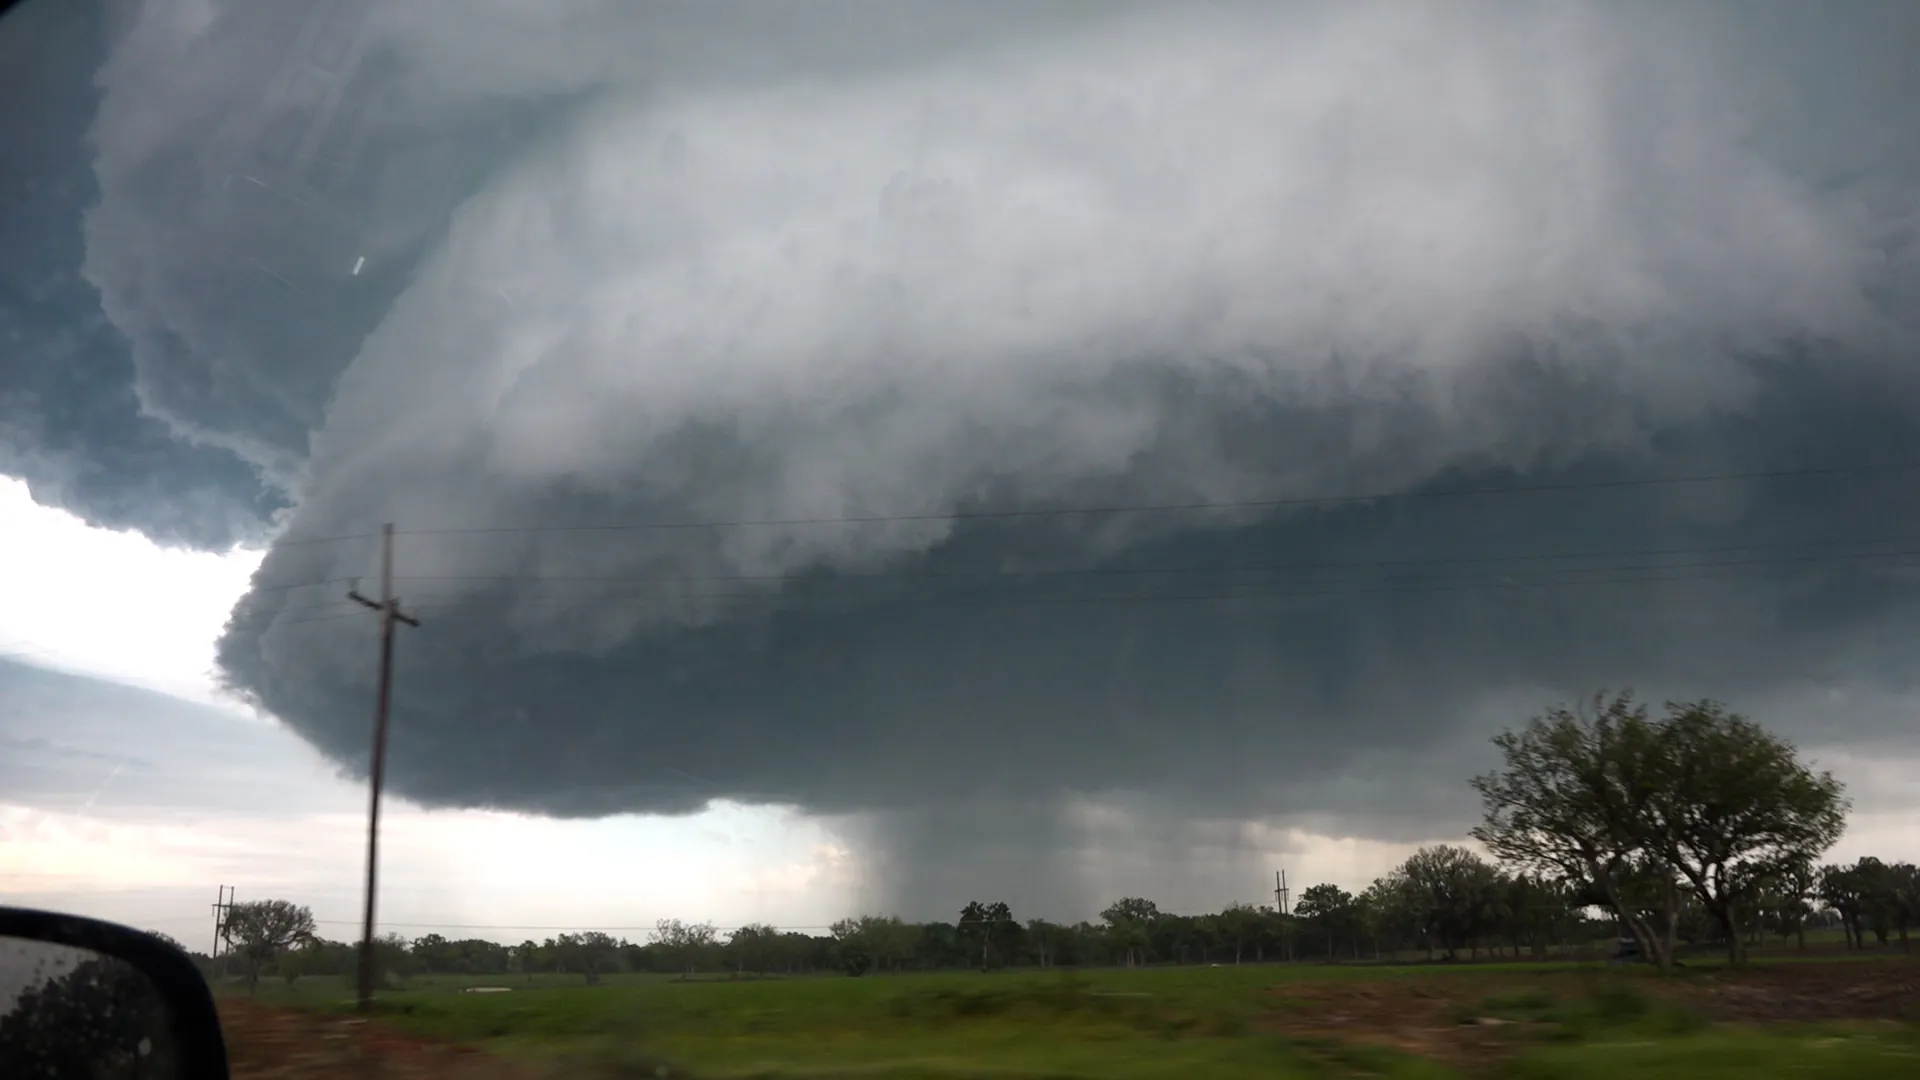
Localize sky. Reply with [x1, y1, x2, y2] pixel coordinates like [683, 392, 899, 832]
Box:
[4, 0, 1920, 939]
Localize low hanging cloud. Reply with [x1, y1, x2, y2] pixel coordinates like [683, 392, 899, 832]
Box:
[6, 0, 1920, 905]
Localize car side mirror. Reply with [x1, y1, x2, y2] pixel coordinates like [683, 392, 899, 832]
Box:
[0, 906, 229, 1079]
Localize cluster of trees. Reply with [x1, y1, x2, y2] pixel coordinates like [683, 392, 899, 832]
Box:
[1816, 857, 1920, 951]
[208, 692, 1911, 985]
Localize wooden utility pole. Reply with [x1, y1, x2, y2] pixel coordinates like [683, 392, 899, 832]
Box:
[210, 885, 234, 978]
[1276, 870, 1293, 962]
[347, 523, 420, 1013]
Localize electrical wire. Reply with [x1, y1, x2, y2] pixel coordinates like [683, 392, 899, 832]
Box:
[258, 459, 1920, 550]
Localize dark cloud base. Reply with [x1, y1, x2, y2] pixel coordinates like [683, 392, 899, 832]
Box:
[217, 355, 1920, 827]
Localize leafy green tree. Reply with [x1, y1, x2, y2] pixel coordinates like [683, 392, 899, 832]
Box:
[1638, 700, 1847, 966]
[1472, 690, 1677, 967]
[648, 919, 718, 976]
[1819, 860, 1873, 948]
[1295, 884, 1358, 960]
[277, 939, 328, 985]
[828, 917, 875, 975]
[1473, 690, 1846, 968]
[1024, 919, 1070, 968]
[1753, 857, 1818, 950]
[958, 901, 1014, 969]
[512, 939, 547, 976]
[725, 923, 781, 975]
[1100, 898, 1158, 967]
[352, 933, 415, 989]
[551, 931, 618, 984]
[828, 915, 913, 974]
[1395, 845, 1501, 960]
[1827, 857, 1917, 949]
[219, 899, 316, 994]
[1215, 903, 1263, 965]
[1501, 873, 1578, 960]
[1359, 877, 1420, 960]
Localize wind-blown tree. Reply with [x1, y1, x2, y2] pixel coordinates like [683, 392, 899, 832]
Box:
[1471, 690, 1675, 967]
[1473, 690, 1847, 968]
[220, 899, 316, 994]
[1639, 700, 1847, 966]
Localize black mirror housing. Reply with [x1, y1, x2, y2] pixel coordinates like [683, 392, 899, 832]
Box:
[0, 906, 230, 1079]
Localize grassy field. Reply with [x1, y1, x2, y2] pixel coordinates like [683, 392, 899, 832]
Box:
[219, 956, 1920, 1078]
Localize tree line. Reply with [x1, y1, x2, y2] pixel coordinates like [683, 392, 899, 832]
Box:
[209, 691, 1916, 987]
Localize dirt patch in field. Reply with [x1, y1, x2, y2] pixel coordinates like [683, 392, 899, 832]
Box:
[1262, 958, 1920, 1069]
[1263, 977, 1539, 1067]
[1668, 960, 1920, 1025]
[217, 999, 532, 1080]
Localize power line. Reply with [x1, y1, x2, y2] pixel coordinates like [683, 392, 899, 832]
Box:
[242, 532, 1920, 600]
[295, 912, 1269, 934]
[251, 543, 1920, 630]
[258, 459, 1920, 550]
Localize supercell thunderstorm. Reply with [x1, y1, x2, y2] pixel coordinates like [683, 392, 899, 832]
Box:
[5, 0, 1920, 912]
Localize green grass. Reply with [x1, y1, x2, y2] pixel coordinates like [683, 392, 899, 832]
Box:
[1496, 1027, 1920, 1079]
[229, 961, 1920, 1079]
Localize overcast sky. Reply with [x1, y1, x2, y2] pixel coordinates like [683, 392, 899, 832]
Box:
[4, 0, 1920, 937]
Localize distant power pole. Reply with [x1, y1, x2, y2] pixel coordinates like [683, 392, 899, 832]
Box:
[210, 885, 234, 976]
[347, 523, 421, 1014]
[1275, 870, 1293, 963]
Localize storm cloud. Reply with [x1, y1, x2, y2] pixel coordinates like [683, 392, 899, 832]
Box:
[6, 0, 1920, 908]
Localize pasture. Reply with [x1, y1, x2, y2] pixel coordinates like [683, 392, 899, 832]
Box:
[215, 955, 1920, 1078]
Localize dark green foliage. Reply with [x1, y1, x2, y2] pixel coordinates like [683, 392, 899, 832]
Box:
[0, 954, 172, 1079]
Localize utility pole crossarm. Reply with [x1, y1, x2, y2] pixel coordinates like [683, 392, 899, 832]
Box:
[347, 588, 423, 627]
